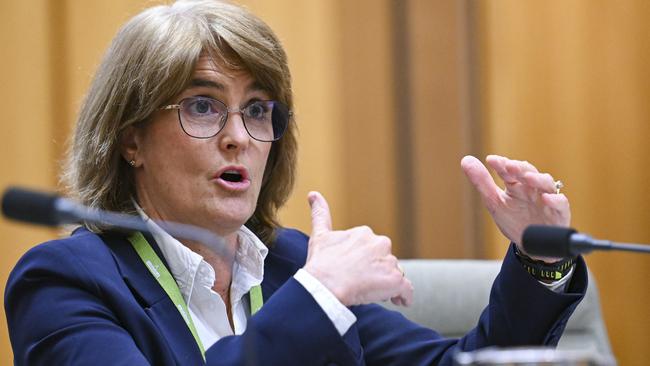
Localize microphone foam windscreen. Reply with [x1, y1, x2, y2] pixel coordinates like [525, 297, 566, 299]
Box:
[1, 187, 61, 226]
[522, 225, 577, 258]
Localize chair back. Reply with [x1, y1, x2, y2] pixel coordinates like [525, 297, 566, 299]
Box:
[380, 259, 612, 358]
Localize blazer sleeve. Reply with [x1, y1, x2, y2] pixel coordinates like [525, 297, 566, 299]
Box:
[259, 229, 588, 366]
[206, 278, 361, 365]
[351, 243, 588, 366]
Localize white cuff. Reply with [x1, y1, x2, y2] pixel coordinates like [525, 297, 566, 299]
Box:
[293, 269, 357, 335]
[538, 265, 575, 293]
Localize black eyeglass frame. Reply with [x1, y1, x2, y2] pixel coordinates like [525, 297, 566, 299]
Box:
[160, 96, 292, 142]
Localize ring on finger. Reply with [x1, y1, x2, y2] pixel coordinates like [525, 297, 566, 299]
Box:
[554, 180, 564, 194]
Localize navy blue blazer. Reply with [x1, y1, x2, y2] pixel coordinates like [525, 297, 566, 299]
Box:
[5, 227, 587, 365]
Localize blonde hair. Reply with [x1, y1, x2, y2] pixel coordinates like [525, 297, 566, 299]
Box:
[62, 0, 297, 244]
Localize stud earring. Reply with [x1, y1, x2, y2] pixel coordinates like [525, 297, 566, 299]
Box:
[128, 160, 136, 167]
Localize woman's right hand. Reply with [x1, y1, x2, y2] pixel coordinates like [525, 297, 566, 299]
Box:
[302, 191, 413, 307]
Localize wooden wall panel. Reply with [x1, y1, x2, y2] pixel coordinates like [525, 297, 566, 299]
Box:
[476, 1, 650, 364]
[0, 1, 61, 363]
[406, 0, 481, 259]
[337, 0, 399, 246]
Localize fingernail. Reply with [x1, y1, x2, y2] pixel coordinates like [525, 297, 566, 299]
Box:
[307, 192, 317, 205]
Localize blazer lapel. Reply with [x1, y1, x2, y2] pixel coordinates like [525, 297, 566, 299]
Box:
[262, 248, 302, 302]
[102, 231, 205, 365]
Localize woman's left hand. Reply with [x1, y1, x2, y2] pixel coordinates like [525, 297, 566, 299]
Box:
[461, 155, 571, 261]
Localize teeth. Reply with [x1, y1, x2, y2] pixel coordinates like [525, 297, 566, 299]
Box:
[224, 169, 239, 174]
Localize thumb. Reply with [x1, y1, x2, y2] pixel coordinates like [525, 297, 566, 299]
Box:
[308, 191, 332, 236]
[460, 155, 501, 207]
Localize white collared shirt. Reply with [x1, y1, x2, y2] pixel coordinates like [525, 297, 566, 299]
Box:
[135, 205, 356, 349]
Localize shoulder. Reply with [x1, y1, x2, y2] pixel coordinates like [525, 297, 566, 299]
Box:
[11, 227, 106, 262]
[261, 228, 310, 285]
[274, 227, 310, 244]
[22, 227, 112, 260]
[6, 228, 118, 291]
[270, 227, 310, 262]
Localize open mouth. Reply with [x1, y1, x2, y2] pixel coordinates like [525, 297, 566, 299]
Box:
[220, 170, 243, 183]
[214, 167, 250, 191]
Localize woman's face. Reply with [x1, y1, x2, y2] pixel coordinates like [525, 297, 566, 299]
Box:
[123, 55, 273, 237]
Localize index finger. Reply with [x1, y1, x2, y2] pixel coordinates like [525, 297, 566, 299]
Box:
[461, 155, 502, 207]
[308, 191, 333, 236]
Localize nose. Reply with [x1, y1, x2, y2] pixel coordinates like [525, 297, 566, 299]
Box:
[218, 111, 250, 151]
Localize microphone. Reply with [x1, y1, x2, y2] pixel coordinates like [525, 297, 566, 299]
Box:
[1, 186, 227, 255]
[523, 225, 650, 257]
[2, 187, 78, 226]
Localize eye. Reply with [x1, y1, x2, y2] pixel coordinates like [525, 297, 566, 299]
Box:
[245, 101, 270, 120]
[184, 97, 220, 116]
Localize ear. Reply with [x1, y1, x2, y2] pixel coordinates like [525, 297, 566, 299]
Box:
[119, 125, 143, 167]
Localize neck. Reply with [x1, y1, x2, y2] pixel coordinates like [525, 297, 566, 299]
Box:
[185, 232, 239, 296]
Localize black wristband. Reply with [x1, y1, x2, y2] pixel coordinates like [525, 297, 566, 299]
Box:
[514, 246, 575, 282]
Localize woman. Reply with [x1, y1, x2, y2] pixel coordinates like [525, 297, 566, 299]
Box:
[5, 1, 586, 365]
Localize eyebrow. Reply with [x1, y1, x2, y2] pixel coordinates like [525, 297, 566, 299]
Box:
[188, 78, 269, 94]
[189, 78, 224, 90]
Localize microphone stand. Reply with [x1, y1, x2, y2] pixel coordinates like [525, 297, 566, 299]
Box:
[56, 199, 229, 257]
[570, 233, 650, 255]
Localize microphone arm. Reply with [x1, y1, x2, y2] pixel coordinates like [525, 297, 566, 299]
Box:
[571, 233, 650, 254]
[523, 225, 650, 257]
[2, 186, 227, 256]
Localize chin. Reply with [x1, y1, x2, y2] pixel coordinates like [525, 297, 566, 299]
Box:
[206, 201, 255, 233]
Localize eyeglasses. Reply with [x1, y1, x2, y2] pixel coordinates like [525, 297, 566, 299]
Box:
[160, 96, 291, 142]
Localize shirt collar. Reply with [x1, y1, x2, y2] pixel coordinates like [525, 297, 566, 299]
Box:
[231, 226, 268, 301]
[133, 202, 268, 303]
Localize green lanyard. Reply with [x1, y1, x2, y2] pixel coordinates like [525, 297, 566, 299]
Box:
[127, 231, 264, 359]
